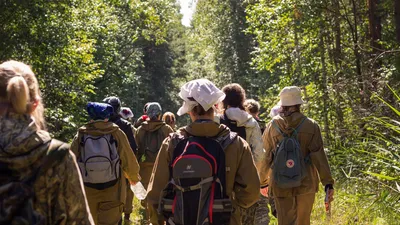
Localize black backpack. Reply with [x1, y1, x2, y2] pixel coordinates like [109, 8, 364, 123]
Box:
[220, 112, 246, 140]
[159, 132, 237, 225]
[0, 139, 69, 225]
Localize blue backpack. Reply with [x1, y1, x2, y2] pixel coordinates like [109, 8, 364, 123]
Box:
[271, 117, 308, 188]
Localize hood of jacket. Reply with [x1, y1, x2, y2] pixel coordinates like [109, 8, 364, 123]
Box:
[140, 120, 167, 132]
[78, 121, 120, 135]
[272, 112, 307, 135]
[182, 120, 230, 138]
[225, 107, 258, 128]
[0, 113, 51, 170]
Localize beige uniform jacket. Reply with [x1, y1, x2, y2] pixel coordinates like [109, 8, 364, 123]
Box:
[71, 121, 141, 204]
[259, 112, 334, 197]
[146, 121, 260, 225]
[135, 120, 173, 188]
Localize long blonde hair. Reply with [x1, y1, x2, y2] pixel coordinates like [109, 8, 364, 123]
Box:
[0, 60, 46, 130]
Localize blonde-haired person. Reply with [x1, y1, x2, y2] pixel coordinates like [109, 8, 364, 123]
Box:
[0, 60, 94, 224]
[162, 111, 176, 130]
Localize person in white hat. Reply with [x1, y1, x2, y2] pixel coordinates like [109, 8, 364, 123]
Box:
[259, 86, 334, 225]
[146, 79, 260, 225]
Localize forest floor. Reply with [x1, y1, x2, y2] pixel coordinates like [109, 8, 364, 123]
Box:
[123, 185, 392, 225]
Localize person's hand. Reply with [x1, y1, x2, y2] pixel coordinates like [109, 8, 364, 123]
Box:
[325, 184, 334, 202]
[129, 180, 137, 185]
[260, 186, 268, 197]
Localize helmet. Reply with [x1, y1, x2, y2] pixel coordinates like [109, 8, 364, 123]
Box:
[103, 96, 121, 114]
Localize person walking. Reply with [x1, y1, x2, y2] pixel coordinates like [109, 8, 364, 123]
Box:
[220, 84, 268, 225]
[103, 98, 138, 223]
[259, 86, 334, 225]
[147, 79, 260, 225]
[71, 102, 141, 225]
[134, 103, 150, 128]
[0, 60, 94, 225]
[135, 102, 174, 225]
[244, 99, 266, 134]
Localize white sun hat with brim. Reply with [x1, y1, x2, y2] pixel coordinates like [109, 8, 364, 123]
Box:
[177, 79, 226, 116]
[278, 86, 305, 106]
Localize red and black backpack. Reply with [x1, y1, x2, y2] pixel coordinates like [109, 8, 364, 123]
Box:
[159, 132, 237, 225]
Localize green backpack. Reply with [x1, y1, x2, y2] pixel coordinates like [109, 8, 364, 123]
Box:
[271, 117, 308, 189]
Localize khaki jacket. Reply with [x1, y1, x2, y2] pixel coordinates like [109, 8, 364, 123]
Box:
[135, 120, 173, 188]
[70, 121, 141, 204]
[135, 120, 174, 163]
[0, 113, 94, 225]
[146, 120, 260, 225]
[259, 112, 334, 197]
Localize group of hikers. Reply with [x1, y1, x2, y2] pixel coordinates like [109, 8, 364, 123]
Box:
[0, 60, 334, 225]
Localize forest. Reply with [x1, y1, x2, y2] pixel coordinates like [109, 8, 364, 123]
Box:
[0, 0, 399, 224]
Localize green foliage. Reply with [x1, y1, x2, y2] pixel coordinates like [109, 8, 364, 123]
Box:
[1, 0, 400, 222]
[0, 0, 184, 140]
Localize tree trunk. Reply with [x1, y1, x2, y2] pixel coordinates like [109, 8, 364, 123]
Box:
[293, 4, 302, 85]
[394, 0, 400, 81]
[319, 20, 331, 144]
[331, 0, 345, 139]
[368, 0, 382, 51]
[396, 0, 400, 44]
[367, 0, 382, 92]
[351, 0, 365, 106]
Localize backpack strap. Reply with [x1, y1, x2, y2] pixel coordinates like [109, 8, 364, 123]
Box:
[291, 117, 307, 138]
[215, 132, 238, 150]
[271, 117, 307, 138]
[271, 120, 285, 136]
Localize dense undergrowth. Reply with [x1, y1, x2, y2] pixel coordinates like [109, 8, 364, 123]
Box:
[125, 88, 400, 225]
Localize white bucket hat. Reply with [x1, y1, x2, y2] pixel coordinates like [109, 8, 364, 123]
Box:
[278, 86, 305, 106]
[177, 79, 225, 116]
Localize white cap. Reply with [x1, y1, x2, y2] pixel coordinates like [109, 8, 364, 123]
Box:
[278, 86, 305, 106]
[177, 79, 225, 116]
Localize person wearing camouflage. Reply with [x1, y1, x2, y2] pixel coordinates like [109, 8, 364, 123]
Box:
[0, 61, 94, 225]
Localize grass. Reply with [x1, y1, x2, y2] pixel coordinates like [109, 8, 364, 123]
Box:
[124, 184, 395, 225]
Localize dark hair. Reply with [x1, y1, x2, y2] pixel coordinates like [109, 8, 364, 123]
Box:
[244, 99, 260, 114]
[222, 83, 246, 110]
[281, 105, 301, 116]
[103, 96, 121, 114]
[188, 97, 214, 116]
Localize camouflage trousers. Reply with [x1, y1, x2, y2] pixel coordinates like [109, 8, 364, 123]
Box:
[240, 194, 270, 225]
[255, 195, 270, 225]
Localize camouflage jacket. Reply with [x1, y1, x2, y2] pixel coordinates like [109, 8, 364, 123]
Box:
[0, 113, 94, 225]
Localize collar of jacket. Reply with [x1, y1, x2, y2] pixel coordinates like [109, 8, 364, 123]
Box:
[184, 120, 229, 137]
[0, 112, 51, 169]
[273, 112, 306, 134]
[140, 120, 166, 132]
[78, 121, 119, 135]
